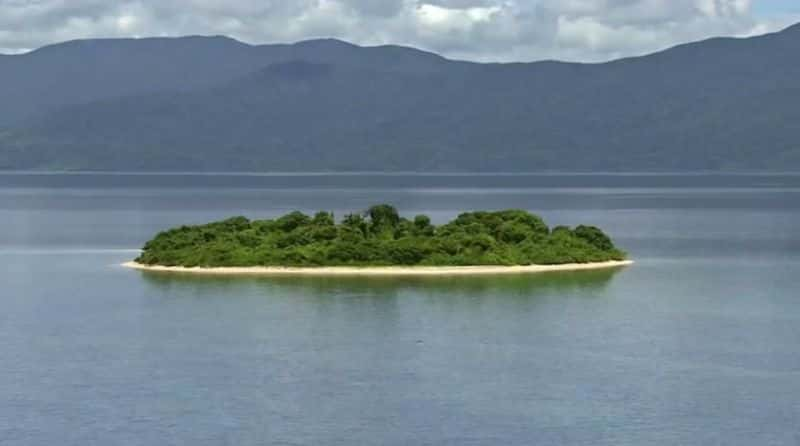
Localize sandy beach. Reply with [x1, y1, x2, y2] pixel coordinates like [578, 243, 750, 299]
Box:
[122, 260, 633, 276]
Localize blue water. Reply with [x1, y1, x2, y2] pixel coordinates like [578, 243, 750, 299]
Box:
[2, 173, 800, 445]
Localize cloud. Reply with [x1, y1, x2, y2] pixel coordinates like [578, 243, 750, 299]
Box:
[0, 0, 797, 61]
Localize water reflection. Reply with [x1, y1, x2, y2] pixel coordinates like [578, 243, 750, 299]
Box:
[138, 267, 628, 299]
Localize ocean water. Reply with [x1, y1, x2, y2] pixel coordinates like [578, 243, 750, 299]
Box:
[1, 172, 800, 446]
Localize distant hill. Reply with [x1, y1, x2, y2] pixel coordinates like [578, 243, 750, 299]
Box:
[1, 25, 800, 171]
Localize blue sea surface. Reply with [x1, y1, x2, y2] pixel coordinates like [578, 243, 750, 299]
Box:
[2, 173, 800, 445]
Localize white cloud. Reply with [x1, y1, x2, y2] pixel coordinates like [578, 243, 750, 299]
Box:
[0, 0, 797, 62]
[416, 3, 501, 27]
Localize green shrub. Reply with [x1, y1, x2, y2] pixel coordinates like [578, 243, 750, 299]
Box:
[573, 225, 615, 251]
[275, 211, 311, 232]
[135, 204, 626, 267]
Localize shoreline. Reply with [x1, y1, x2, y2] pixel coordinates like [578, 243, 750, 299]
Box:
[122, 260, 633, 277]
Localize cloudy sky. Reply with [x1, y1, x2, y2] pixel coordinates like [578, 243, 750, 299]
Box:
[1, 0, 799, 62]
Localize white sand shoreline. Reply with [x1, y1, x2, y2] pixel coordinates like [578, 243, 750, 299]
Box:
[123, 260, 633, 276]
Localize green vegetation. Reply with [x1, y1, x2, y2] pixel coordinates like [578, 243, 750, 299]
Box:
[135, 205, 627, 267]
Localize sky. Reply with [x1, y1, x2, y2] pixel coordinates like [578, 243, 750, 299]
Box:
[1, 0, 799, 62]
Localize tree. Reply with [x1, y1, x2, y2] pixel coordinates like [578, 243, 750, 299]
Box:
[217, 216, 250, 232]
[413, 215, 434, 236]
[496, 221, 531, 244]
[312, 211, 335, 227]
[135, 205, 626, 267]
[387, 239, 428, 265]
[342, 213, 368, 238]
[366, 204, 400, 228]
[275, 211, 310, 232]
[502, 210, 549, 235]
[573, 225, 615, 251]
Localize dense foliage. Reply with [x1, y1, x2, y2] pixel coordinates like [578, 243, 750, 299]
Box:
[136, 205, 626, 267]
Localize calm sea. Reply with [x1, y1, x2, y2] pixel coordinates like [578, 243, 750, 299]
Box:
[2, 173, 800, 445]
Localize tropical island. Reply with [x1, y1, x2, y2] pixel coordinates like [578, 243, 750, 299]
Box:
[126, 205, 631, 275]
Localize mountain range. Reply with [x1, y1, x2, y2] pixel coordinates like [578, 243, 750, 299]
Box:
[2, 24, 800, 171]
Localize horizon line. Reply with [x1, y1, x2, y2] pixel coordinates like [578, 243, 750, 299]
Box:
[4, 21, 798, 65]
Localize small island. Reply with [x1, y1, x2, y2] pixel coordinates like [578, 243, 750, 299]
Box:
[126, 205, 631, 276]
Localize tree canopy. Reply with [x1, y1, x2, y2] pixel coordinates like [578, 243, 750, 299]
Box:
[136, 204, 627, 267]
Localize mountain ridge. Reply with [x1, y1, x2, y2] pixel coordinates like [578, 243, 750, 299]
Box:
[1, 24, 799, 171]
[10, 21, 800, 62]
